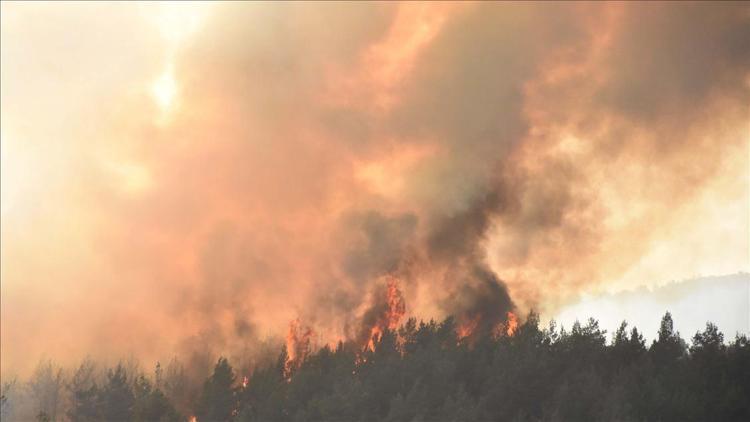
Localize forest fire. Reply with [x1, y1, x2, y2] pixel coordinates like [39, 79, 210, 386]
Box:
[1, 2, 747, 421]
[505, 311, 518, 336]
[457, 316, 480, 340]
[284, 319, 314, 378]
[458, 311, 519, 343]
[361, 276, 406, 352]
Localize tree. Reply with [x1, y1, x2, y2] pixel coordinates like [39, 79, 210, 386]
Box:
[196, 357, 237, 422]
[98, 363, 135, 421]
[611, 321, 646, 366]
[237, 363, 286, 422]
[560, 318, 607, 368]
[691, 322, 725, 355]
[28, 359, 64, 422]
[398, 317, 419, 355]
[650, 311, 686, 365]
[8, 311, 750, 422]
[688, 322, 729, 420]
[67, 359, 99, 422]
[162, 357, 191, 415]
[1, 378, 17, 421]
[132, 374, 182, 422]
[724, 334, 750, 419]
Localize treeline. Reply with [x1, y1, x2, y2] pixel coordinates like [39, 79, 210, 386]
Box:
[2, 312, 749, 421]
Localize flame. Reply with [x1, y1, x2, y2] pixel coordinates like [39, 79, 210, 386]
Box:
[458, 311, 518, 342]
[284, 318, 314, 378]
[363, 276, 406, 352]
[188, 417, 197, 422]
[386, 278, 407, 329]
[241, 375, 249, 388]
[505, 311, 518, 336]
[457, 315, 480, 341]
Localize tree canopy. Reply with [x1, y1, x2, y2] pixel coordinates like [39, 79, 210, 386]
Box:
[2, 312, 749, 422]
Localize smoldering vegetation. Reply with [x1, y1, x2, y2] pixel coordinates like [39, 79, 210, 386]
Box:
[2, 312, 749, 422]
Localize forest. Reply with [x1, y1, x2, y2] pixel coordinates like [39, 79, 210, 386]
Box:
[1, 311, 748, 422]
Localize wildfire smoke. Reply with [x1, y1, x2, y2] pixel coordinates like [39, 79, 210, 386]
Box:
[1, 2, 747, 377]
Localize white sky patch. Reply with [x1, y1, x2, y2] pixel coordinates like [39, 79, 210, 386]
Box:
[609, 137, 750, 292]
[552, 273, 750, 344]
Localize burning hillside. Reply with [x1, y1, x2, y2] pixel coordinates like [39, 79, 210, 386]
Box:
[1, 4, 748, 412]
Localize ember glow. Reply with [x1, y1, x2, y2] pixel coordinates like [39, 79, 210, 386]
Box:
[1, 1, 748, 379]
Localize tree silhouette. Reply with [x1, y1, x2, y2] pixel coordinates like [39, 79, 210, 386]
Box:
[98, 363, 135, 421]
[132, 374, 182, 422]
[28, 360, 64, 421]
[4, 312, 750, 422]
[67, 360, 99, 422]
[195, 357, 237, 422]
[650, 311, 687, 365]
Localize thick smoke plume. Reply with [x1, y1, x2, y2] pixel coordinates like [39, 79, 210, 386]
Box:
[1, 2, 748, 376]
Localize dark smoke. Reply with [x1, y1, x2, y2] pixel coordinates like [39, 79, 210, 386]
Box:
[449, 265, 515, 340]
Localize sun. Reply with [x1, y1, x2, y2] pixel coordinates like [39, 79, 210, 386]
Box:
[143, 2, 213, 116]
[152, 64, 177, 111]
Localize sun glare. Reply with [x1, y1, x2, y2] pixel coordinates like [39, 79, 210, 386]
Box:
[150, 2, 212, 45]
[143, 2, 212, 118]
[152, 64, 177, 111]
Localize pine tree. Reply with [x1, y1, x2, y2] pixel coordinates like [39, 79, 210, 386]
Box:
[98, 363, 135, 421]
[196, 357, 237, 422]
[67, 360, 99, 422]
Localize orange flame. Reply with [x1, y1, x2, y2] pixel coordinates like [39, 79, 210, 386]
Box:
[459, 311, 519, 342]
[241, 375, 249, 388]
[284, 318, 314, 378]
[505, 311, 518, 337]
[363, 276, 406, 352]
[457, 315, 480, 341]
[385, 278, 406, 329]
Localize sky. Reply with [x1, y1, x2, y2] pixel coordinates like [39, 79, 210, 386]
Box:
[1, 1, 749, 377]
[556, 273, 750, 343]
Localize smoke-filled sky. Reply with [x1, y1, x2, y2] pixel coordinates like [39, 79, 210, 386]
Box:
[1, 1, 748, 377]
